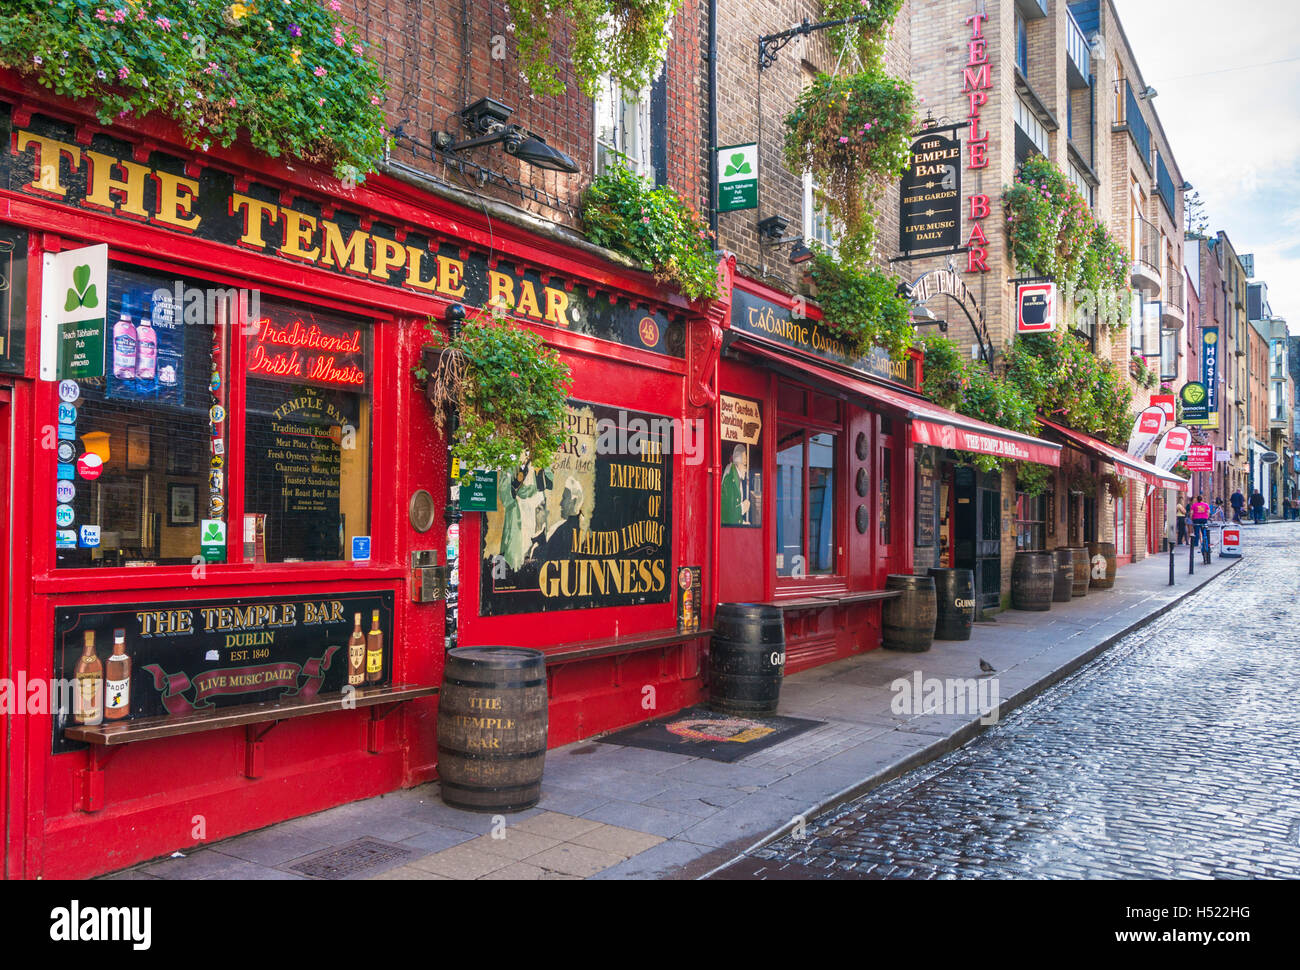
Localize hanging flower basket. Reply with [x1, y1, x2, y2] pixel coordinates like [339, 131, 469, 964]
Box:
[783, 69, 915, 258]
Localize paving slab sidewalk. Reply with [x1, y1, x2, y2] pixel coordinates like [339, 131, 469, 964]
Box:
[105, 544, 1240, 882]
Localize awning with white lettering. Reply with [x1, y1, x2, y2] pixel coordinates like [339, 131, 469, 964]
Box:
[737, 342, 1062, 467]
[1038, 419, 1191, 494]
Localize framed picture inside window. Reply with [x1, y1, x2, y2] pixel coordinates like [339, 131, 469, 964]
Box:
[168, 483, 197, 526]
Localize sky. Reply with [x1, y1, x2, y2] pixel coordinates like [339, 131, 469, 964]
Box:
[1114, 0, 1300, 333]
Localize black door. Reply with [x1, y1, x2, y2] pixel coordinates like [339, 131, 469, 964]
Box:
[953, 467, 1002, 611]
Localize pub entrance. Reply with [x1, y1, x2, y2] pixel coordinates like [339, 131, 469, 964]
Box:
[953, 465, 1001, 612]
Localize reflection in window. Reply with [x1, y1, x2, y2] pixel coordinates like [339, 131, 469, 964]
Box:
[776, 427, 804, 577]
[808, 432, 835, 573]
[57, 264, 227, 567]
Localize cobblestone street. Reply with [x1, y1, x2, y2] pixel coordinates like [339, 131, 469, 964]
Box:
[716, 525, 1300, 880]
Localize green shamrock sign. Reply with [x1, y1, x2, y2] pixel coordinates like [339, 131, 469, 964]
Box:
[64, 263, 98, 312]
[723, 152, 752, 177]
[202, 521, 224, 544]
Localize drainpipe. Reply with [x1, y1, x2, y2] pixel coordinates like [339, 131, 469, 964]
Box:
[707, 0, 719, 238]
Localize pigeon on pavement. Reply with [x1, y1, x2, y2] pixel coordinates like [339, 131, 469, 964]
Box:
[979, 658, 996, 674]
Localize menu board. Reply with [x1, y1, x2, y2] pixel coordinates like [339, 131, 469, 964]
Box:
[52, 591, 394, 753]
[480, 401, 673, 616]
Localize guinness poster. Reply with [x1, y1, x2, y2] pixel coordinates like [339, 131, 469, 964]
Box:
[899, 132, 962, 257]
[480, 401, 673, 615]
[52, 591, 394, 753]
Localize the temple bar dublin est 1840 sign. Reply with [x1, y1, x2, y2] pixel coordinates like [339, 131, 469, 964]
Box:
[899, 132, 962, 258]
[717, 143, 759, 213]
[52, 591, 395, 753]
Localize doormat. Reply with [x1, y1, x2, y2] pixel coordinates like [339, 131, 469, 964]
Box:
[597, 706, 823, 763]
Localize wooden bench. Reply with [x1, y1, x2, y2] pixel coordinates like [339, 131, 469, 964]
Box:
[65, 684, 438, 811]
[541, 630, 712, 666]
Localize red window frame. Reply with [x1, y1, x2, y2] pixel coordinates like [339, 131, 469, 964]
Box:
[32, 243, 400, 594]
[775, 386, 844, 587]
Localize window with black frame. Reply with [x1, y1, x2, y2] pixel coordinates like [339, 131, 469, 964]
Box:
[775, 385, 839, 578]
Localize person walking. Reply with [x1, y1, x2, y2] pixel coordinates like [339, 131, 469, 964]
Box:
[1250, 490, 1265, 524]
[1175, 499, 1188, 545]
[1230, 489, 1245, 524]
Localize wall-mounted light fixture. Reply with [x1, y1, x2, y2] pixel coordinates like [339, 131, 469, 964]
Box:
[757, 215, 814, 265]
[1138, 85, 1158, 100]
[435, 98, 579, 174]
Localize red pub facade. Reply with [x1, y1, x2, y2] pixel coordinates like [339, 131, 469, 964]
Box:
[0, 69, 1070, 879]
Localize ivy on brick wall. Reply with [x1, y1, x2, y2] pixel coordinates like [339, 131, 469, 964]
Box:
[0, 0, 388, 181]
[506, 0, 679, 99]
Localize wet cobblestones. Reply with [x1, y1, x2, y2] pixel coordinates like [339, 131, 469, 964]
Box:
[719, 527, 1300, 879]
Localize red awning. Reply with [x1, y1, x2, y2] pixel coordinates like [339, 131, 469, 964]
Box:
[1038, 418, 1191, 494]
[738, 342, 1062, 467]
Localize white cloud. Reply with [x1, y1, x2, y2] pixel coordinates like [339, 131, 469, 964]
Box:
[1114, 0, 1300, 332]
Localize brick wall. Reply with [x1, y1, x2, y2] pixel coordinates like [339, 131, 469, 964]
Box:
[339, 0, 701, 229]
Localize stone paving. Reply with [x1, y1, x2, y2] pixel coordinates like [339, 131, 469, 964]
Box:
[103, 528, 1253, 881]
[714, 524, 1300, 880]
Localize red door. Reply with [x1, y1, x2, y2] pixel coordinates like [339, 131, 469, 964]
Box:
[876, 413, 905, 581]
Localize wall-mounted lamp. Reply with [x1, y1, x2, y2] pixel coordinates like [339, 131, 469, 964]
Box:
[1138, 86, 1158, 100]
[435, 98, 579, 174]
[757, 215, 814, 264]
[1180, 181, 1194, 192]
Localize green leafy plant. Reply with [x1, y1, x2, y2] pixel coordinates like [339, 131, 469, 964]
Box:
[1015, 461, 1052, 497]
[783, 68, 915, 260]
[1004, 157, 1132, 333]
[1066, 465, 1098, 495]
[0, 0, 388, 180]
[1101, 470, 1126, 499]
[807, 248, 914, 362]
[581, 161, 720, 301]
[821, 0, 906, 71]
[506, 0, 679, 98]
[423, 307, 573, 474]
[1007, 333, 1135, 447]
[920, 334, 1041, 472]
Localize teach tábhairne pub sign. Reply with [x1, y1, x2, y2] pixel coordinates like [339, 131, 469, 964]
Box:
[717, 143, 758, 213]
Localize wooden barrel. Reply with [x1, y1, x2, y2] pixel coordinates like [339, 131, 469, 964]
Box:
[1011, 552, 1054, 611]
[881, 575, 937, 652]
[1051, 548, 1075, 603]
[929, 568, 975, 641]
[438, 646, 548, 813]
[1087, 541, 1117, 589]
[709, 603, 785, 716]
[1070, 547, 1090, 597]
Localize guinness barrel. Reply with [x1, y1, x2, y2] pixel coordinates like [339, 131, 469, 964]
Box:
[1011, 551, 1054, 611]
[1070, 547, 1090, 597]
[1087, 541, 1117, 589]
[882, 575, 937, 652]
[710, 603, 785, 716]
[438, 646, 548, 813]
[929, 568, 975, 641]
[1051, 548, 1075, 603]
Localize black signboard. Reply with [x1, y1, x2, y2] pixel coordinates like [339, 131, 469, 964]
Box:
[915, 449, 937, 548]
[730, 288, 917, 390]
[899, 133, 962, 257]
[0, 106, 685, 357]
[0, 224, 27, 375]
[52, 591, 395, 753]
[480, 401, 673, 615]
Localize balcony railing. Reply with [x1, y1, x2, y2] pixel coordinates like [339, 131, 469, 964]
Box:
[1122, 81, 1152, 168]
[1164, 275, 1183, 312]
[1066, 7, 1091, 88]
[1134, 216, 1159, 273]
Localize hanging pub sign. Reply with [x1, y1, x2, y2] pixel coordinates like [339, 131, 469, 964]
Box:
[1180, 381, 1211, 425]
[0, 225, 28, 375]
[3, 109, 683, 358]
[717, 143, 759, 213]
[729, 288, 919, 390]
[1016, 281, 1057, 334]
[39, 243, 107, 381]
[479, 401, 673, 616]
[1201, 327, 1220, 429]
[52, 591, 395, 753]
[899, 132, 962, 257]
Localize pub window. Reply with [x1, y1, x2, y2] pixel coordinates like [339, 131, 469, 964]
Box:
[54, 261, 373, 568]
[243, 297, 372, 563]
[1015, 492, 1046, 550]
[775, 382, 840, 579]
[56, 264, 227, 568]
